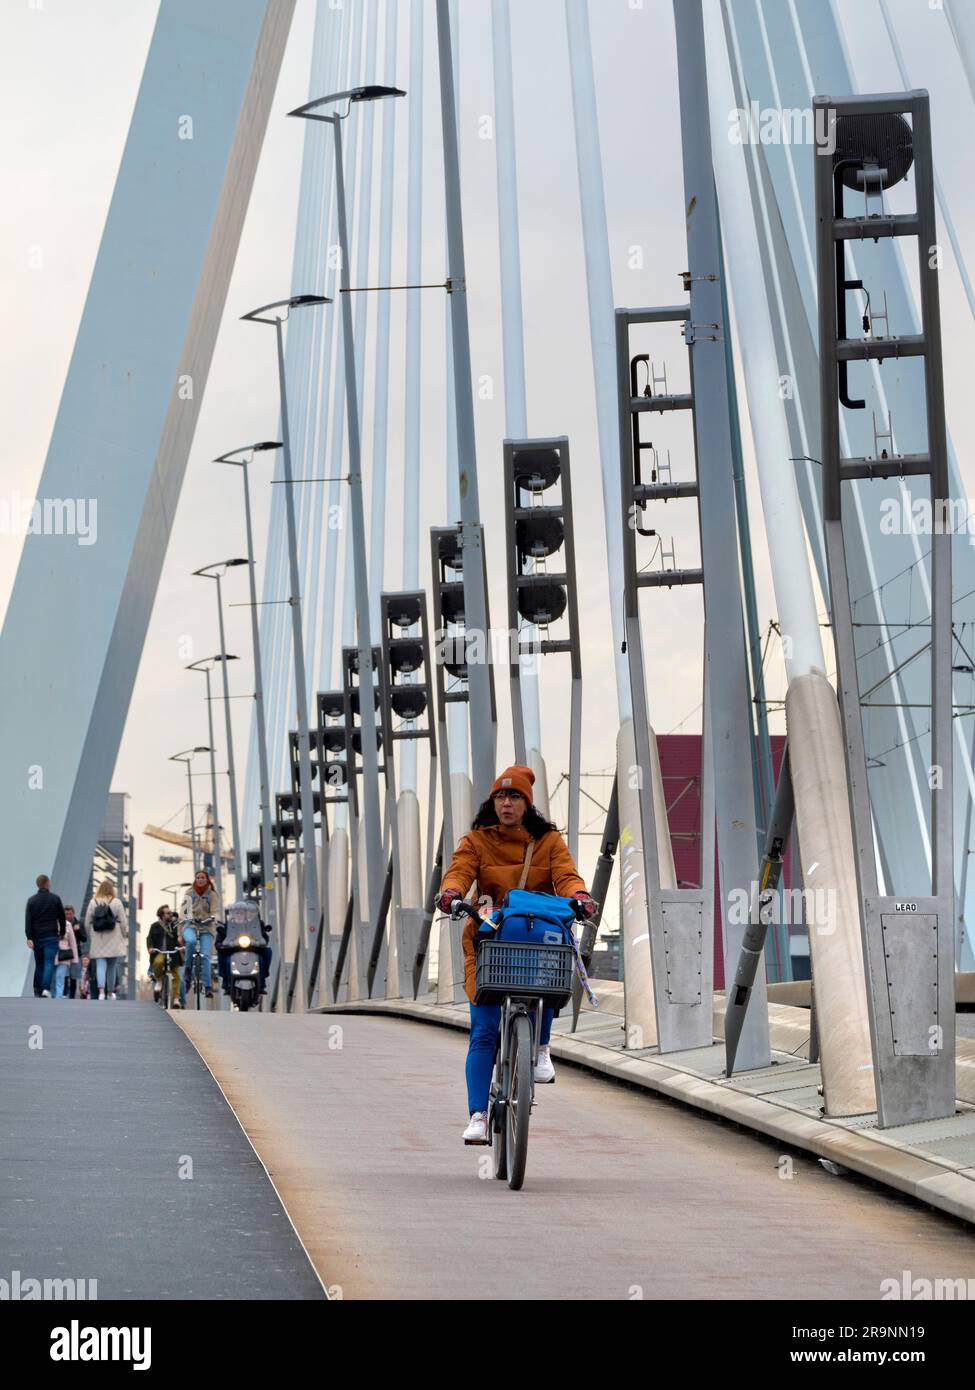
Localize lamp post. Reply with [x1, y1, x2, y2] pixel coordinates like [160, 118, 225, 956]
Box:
[194, 560, 249, 899]
[214, 444, 281, 941]
[168, 747, 211, 875]
[186, 660, 232, 903]
[241, 300, 329, 981]
[162, 882, 191, 911]
[288, 86, 403, 941]
[433, 6, 497, 799]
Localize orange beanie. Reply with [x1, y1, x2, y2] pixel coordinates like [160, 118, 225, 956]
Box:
[490, 765, 535, 803]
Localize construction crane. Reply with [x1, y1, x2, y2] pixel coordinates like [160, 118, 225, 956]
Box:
[143, 804, 233, 865]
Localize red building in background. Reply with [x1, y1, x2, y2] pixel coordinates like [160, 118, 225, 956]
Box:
[656, 734, 800, 987]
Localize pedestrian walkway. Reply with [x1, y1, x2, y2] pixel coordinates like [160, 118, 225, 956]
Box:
[0, 999, 325, 1300]
[325, 988, 975, 1228]
[177, 1010, 975, 1300]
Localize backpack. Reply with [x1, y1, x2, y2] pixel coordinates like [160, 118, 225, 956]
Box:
[92, 901, 115, 932]
[478, 890, 577, 947]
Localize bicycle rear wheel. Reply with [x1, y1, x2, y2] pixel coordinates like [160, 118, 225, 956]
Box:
[506, 1013, 532, 1190]
[161, 971, 169, 1011]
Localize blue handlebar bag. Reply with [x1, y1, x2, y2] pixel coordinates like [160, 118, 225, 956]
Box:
[477, 889, 577, 946]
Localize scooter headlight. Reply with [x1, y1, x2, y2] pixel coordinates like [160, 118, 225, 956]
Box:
[238, 934, 252, 947]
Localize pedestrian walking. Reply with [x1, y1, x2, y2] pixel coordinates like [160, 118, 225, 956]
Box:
[64, 905, 88, 999]
[53, 913, 79, 998]
[84, 879, 128, 1000]
[25, 874, 67, 998]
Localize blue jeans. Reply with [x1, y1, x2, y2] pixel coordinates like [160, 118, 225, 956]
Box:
[466, 1002, 554, 1115]
[32, 937, 58, 996]
[183, 926, 214, 993]
[54, 962, 72, 997]
[94, 957, 119, 993]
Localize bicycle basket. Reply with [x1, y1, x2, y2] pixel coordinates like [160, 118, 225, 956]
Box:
[473, 939, 574, 1008]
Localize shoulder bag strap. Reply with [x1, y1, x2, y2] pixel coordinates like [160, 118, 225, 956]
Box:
[516, 837, 535, 892]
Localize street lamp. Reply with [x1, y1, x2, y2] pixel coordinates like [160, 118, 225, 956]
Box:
[168, 747, 211, 875]
[288, 86, 403, 958]
[161, 882, 191, 910]
[186, 660, 234, 903]
[194, 559, 249, 899]
[214, 444, 282, 948]
[241, 300, 329, 989]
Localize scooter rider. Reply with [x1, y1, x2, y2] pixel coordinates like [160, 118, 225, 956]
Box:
[216, 899, 272, 996]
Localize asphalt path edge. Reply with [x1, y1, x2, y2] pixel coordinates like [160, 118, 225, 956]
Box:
[171, 1011, 332, 1300]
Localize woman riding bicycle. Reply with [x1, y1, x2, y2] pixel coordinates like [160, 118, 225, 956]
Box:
[179, 870, 222, 1001]
[437, 765, 595, 1144]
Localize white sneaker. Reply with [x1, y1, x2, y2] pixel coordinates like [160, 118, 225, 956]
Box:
[40, 990, 51, 998]
[109, 992, 117, 1000]
[98, 989, 106, 1001]
[462, 1112, 489, 1145]
[534, 1045, 555, 1084]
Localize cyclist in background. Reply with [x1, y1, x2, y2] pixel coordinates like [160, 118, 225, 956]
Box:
[180, 870, 221, 1001]
[147, 904, 182, 1008]
[437, 765, 595, 1144]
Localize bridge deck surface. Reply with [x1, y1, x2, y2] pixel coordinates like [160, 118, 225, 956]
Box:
[177, 1010, 975, 1301]
[0, 999, 324, 1300]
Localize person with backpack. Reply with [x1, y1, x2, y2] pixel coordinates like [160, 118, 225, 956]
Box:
[179, 870, 222, 1001]
[437, 765, 595, 1143]
[84, 879, 129, 1000]
[25, 873, 67, 998]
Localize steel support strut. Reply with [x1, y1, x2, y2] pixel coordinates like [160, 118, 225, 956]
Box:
[814, 90, 955, 1126]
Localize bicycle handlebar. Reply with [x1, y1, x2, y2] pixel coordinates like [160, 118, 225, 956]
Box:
[450, 900, 486, 924]
[449, 897, 594, 924]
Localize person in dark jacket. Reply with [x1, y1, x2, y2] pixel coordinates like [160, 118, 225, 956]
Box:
[147, 905, 182, 1008]
[25, 874, 67, 998]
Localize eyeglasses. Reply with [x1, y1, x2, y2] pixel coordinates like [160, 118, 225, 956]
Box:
[493, 791, 524, 803]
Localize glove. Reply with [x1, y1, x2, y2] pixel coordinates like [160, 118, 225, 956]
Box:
[571, 891, 596, 919]
[438, 889, 462, 914]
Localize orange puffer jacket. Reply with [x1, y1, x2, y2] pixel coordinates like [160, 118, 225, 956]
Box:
[439, 823, 586, 1002]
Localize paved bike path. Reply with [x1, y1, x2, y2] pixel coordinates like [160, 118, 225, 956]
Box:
[0, 999, 324, 1299]
[176, 1011, 975, 1300]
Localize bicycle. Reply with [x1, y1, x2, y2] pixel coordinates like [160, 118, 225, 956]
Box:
[451, 896, 588, 1191]
[181, 916, 217, 1010]
[152, 947, 183, 1010]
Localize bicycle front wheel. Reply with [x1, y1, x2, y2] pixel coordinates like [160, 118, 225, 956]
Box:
[506, 1013, 533, 1191]
[491, 1042, 509, 1181]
